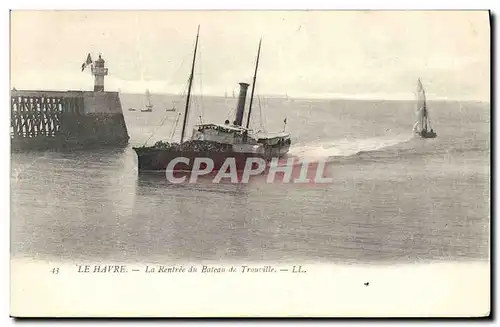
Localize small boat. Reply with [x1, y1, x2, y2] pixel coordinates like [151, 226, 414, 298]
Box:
[413, 78, 437, 139]
[128, 108, 136, 111]
[166, 102, 177, 112]
[141, 89, 153, 112]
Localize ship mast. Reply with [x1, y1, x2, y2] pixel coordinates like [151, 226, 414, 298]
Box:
[245, 38, 262, 129]
[180, 25, 200, 144]
[422, 83, 428, 131]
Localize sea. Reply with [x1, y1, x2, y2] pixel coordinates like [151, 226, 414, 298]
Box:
[10, 94, 491, 265]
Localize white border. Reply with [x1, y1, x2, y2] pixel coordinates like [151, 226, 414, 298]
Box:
[4, 1, 498, 10]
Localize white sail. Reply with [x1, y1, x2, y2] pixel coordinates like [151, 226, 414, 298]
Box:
[416, 78, 426, 108]
[412, 121, 420, 133]
[416, 107, 424, 120]
[414, 78, 429, 133]
[145, 89, 152, 107]
[414, 105, 424, 133]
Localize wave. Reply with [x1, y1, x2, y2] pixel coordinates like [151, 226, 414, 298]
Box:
[288, 133, 414, 161]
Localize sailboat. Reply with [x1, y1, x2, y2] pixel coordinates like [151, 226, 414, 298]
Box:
[141, 89, 153, 112]
[413, 78, 437, 139]
[166, 100, 177, 112]
[133, 28, 291, 173]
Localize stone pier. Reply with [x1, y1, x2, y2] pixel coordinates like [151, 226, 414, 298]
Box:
[10, 89, 129, 151]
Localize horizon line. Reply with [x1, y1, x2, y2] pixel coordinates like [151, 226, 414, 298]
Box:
[118, 91, 490, 103]
[10, 87, 489, 103]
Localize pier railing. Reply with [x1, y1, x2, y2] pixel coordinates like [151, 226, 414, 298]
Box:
[10, 91, 84, 139]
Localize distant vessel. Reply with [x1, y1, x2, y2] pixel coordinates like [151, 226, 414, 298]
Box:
[133, 27, 291, 173]
[166, 100, 177, 112]
[413, 78, 437, 139]
[128, 108, 136, 111]
[141, 89, 153, 112]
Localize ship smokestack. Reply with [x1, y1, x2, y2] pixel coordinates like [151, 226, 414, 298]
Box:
[234, 82, 250, 126]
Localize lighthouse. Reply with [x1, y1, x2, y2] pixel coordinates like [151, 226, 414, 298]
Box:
[91, 54, 108, 92]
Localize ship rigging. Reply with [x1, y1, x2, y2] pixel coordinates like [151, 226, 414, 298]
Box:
[133, 26, 292, 173]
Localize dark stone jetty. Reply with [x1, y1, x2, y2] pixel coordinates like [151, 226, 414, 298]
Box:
[10, 89, 129, 151]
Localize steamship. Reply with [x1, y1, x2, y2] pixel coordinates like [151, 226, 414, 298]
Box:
[133, 27, 291, 173]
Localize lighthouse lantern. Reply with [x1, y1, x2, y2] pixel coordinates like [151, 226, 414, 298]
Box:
[91, 54, 108, 92]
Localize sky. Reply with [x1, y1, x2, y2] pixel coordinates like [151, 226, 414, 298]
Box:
[10, 10, 490, 101]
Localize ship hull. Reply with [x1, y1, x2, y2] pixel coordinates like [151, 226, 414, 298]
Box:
[133, 148, 271, 173]
[266, 143, 291, 157]
[417, 130, 437, 139]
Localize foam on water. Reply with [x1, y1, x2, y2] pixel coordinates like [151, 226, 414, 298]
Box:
[289, 133, 414, 160]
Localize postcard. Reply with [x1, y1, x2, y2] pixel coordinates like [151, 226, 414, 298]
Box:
[9, 10, 491, 317]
